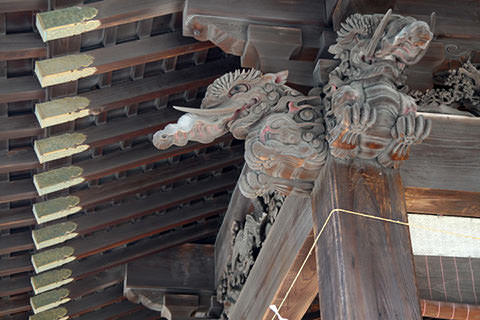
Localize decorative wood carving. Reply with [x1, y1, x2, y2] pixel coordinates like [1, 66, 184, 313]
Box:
[323, 11, 433, 167]
[154, 11, 434, 198]
[411, 60, 480, 116]
[153, 70, 327, 197]
[216, 192, 284, 319]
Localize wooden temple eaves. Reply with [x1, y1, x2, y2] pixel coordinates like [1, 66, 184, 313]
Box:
[0, 0, 479, 320]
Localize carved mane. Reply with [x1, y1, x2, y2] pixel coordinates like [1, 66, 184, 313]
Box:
[204, 68, 262, 103]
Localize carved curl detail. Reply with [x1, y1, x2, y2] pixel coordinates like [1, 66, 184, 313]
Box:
[323, 10, 434, 168]
[154, 11, 435, 197]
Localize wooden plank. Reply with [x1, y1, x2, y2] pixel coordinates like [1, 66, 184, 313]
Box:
[34, 31, 213, 87]
[0, 207, 35, 231]
[405, 187, 480, 217]
[0, 76, 44, 104]
[0, 148, 40, 174]
[185, 0, 325, 27]
[0, 0, 47, 12]
[0, 231, 33, 255]
[31, 219, 219, 295]
[72, 300, 141, 320]
[0, 275, 31, 297]
[30, 181, 234, 273]
[0, 255, 32, 277]
[61, 284, 124, 318]
[0, 114, 43, 140]
[32, 173, 235, 251]
[0, 33, 46, 61]
[402, 113, 480, 193]
[0, 179, 37, 204]
[33, 135, 232, 196]
[229, 196, 317, 320]
[34, 108, 182, 163]
[311, 158, 420, 319]
[35, 58, 237, 128]
[35, 0, 184, 41]
[32, 144, 243, 224]
[125, 244, 214, 291]
[0, 298, 30, 318]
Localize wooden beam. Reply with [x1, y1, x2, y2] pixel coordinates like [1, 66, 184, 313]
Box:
[35, 0, 184, 42]
[34, 32, 213, 87]
[402, 113, 480, 194]
[228, 195, 317, 320]
[312, 157, 421, 319]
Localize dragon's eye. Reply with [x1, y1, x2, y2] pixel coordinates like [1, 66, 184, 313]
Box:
[229, 83, 249, 96]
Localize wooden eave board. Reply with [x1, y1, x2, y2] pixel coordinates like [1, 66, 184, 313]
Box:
[0, 0, 47, 12]
[0, 114, 43, 140]
[0, 179, 37, 204]
[185, 0, 325, 26]
[0, 148, 40, 174]
[0, 76, 44, 104]
[34, 32, 214, 87]
[0, 33, 47, 61]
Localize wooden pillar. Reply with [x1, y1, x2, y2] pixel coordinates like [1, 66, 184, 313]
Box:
[311, 157, 421, 320]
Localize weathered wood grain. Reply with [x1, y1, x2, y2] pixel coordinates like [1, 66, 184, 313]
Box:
[312, 157, 421, 319]
[402, 113, 480, 193]
[0, 33, 46, 61]
[0, 76, 44, 104]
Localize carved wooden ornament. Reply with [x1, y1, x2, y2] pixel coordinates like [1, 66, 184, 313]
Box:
[153, 11, 434, 198]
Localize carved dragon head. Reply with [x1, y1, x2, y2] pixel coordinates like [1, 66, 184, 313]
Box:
[328, 10, 433, 84]
[153, 69, 289, 149]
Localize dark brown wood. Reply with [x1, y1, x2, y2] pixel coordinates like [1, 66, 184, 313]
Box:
[0, 76, 44, 104]
[77, 58, 236, 117]
[229, 196, 316, 320]
[0, 0, 47, 12]
[84, 0, 184, 30]
[0, 33, 46, 61]
[0, 179, 37, 204]
[421, 299, 480, 319]
[0, 114, 43, 140]
[125, 244, 215, 316]
[312, 157, 421, 320]
[405, 188, 480, 217]
[74, 299, 142, 320]
[69, 219, 220, 284]
[0, 148, 40, 174]
[0, 207, 35, 231]
[0, 298, 30, 318]
[0, 231, 32, 255]
[64, 182, 234, 260]
[66, 284, 125, 318]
